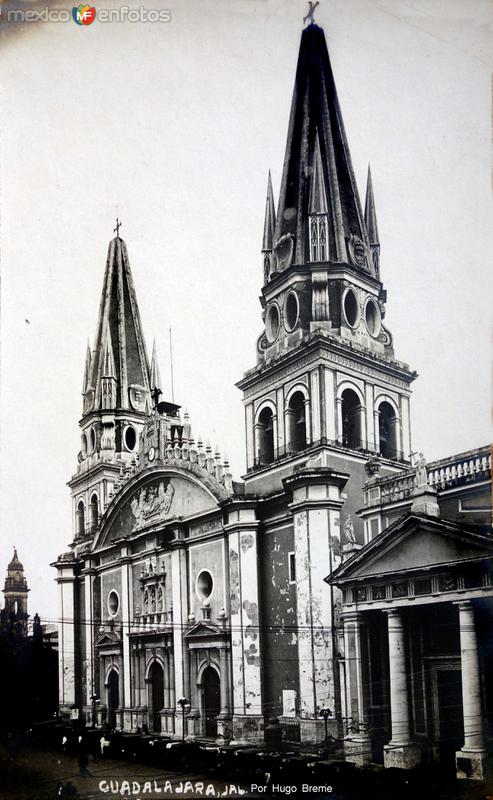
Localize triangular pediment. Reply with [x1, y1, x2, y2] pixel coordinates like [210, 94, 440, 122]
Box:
[185, 621, 222, 638]
[95, 631, 120, 647]
[330, 514, 493, 584]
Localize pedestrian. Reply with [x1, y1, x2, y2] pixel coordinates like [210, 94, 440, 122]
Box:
[78, 743, 92, 778]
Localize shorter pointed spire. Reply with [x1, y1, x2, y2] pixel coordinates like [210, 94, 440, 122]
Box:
[82, 340, 92, 394]
[150, 339, 163, 402]
[262, 171, 276, 252]
[102, 332, 116, 378]
[364, 165, 379, 246]
[309, 132, 328, 215]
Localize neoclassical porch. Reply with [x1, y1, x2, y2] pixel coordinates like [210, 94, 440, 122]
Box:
[329, 513, 493, 780]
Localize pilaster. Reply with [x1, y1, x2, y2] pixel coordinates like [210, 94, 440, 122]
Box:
[120, 546, 133, 730]
[224, 499, 263, 742]
[341, 611, 371, 766]
[283, 465, 348, 742]
[54, 557, 78, 715]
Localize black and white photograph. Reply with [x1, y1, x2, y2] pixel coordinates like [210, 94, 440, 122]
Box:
[0, 0, 492, 798]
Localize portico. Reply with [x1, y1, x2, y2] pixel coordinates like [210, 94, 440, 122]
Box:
[329, 513, 493, 779]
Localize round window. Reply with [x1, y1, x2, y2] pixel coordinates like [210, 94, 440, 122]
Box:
[196, 570, 214, 601]
[284, 292, 299, 332]
[81, 433, 87, 456]
[90, 427, 96, 452]
[125, 425, 136, 451]
[265, 304, 280, 343]
[107, 591, 119, 617]
[364, 298, 381, 337]
[343, 289, 359, 328]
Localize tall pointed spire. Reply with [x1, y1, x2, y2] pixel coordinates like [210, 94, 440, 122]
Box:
[86, 235, 151, 414]
[262, 171, 276, 252]
[273, 23, 374, 274]
[364, 165, 380, 276]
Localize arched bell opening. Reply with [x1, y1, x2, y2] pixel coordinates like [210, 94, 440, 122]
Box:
[89, 494, 99, 532]
[107, 669, 119, 729]
[257, 407, 275, 465]
[378, 401, 398, 460]
[201, 666, 221, 738]
[341, 388, 362, 449]
[287, 391, 307, 453]
[148, 661, 165, 733]
[76, 500, 85, 537]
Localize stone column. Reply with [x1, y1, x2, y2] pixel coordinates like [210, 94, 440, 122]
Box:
[383, 609, 420, 769]
[342, 612, 371, 766]
[245, 403, 254, 470]
[285, 408, 295, 451]
[304, 398, 312, 444]
[120, 549, 132, 731]
[164, 649, 171, 709]
[219, 646, 231, 717]
[272, 413, 278, 456]
[170, 531, 189, 737]
[359, 405, 367, 448]
[365, 384, 375, 452]
[373, 409, 380, 453]
[216, 645, 232, 741]
[336, 397, 343, 443]
[253, 423, 261, 464]
[83, 565, 96, 722]
[455, 601, 487, 780]
[310, 370, 321, 441]
[55, 557, 77, 716]
[323, 368, 336, 442]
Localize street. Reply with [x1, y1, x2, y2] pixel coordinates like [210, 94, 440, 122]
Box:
[0, 743, 491, 800]
[0, 746, 250, 800]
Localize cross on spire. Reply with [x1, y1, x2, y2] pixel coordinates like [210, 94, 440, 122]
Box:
[114, 217, 122, 238]
[303, 1, 319, 26]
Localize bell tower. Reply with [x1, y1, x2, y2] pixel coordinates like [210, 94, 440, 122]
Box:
[69, 230, 157, 553]
[238, 22, 417, 527]
[2, 549, 29, 635]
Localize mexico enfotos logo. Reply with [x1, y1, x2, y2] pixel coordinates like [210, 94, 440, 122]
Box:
[2, 3, 172, 23]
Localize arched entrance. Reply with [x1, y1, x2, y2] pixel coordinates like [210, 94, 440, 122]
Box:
[148, 661, 164, 733]
[202, 666, 220, 738]
[107, 669, 119, 729]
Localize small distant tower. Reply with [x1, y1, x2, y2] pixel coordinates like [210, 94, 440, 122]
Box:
[2, 548, 29, 635]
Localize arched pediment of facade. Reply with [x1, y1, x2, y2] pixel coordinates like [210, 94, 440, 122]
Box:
[93, 461, 231, 551]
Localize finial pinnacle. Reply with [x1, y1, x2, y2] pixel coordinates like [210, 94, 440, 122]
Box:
[114, 217, 122, 238]
[303, 1, 319, 26]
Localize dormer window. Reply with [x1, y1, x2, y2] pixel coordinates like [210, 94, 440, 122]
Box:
[309, 214, 328, 262]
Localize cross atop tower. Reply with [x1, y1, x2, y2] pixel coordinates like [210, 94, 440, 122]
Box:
[303, 1, 319, 26]
[114, 217, 122, 238]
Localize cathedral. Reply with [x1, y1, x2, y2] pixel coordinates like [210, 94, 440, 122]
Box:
[53, 20, 492, 780]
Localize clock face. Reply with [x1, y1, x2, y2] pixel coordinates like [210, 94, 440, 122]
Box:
[148, 446, 156, 462]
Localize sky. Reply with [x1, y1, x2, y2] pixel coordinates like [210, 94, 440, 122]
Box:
[0, 0, 492, 621]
